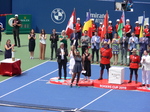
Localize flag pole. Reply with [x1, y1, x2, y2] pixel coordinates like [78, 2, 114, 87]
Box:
[106, 10, 108, 36]
[73, 8, 76, 24]
[89, 9, 91, 14]
[89, 9, 91, 19]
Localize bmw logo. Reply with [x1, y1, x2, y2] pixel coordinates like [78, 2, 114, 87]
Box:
[51, 8, 66, 24]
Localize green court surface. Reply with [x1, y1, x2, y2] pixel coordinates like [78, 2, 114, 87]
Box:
[0, 32, 51, 81]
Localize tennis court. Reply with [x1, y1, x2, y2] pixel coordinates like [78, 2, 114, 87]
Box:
[0, 61, 149, 112]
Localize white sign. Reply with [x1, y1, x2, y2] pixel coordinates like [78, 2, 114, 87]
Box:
[138, 16, 149, 25]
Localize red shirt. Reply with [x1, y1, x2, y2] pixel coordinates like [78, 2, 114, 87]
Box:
[144, 28, 150, 36]
[108, 25, 113, 33]
[124, 24, 132, 33]
[129, 55, 140, 69]
[92, 24, 96, 32]
[100, 48, 112, 64]
[98, 26, 102, 37]
[134, 26, 140, 35]
[75, 23, 82, 32]
[115, 24, 119, 32]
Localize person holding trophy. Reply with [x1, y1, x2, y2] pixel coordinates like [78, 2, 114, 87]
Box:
[4, 39, 14, 59]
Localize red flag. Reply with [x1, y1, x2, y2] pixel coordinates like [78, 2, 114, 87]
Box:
[88, 27, 93, 38]
[101, 11, 108, 39]
[65, 9, 76, 38]
[117, 11, 124, 38]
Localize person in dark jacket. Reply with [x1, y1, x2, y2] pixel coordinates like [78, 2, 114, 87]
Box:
[50, 29, 59, 60]
[119, 32, 129, 66]
[56, 42, 68, 80]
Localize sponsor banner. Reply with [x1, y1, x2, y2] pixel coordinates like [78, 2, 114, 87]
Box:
[5, 15, 31, 34]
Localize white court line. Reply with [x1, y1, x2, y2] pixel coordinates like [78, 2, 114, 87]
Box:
[78, 89, 113, 111]
[0, 69, 58, 98]
[38, 79, 49, 82]
[0, 61, 50, 84]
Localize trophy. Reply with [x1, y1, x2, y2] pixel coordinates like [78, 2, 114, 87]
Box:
[12, 49, 15, 61]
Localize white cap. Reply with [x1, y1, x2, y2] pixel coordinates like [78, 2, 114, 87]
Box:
[146, 23, 149, 25]
[62, 30, 65, 33]
[116, 19, 120, 22]
[15, 14, 18, 17]
[91, 19, 94, 21]
[109, 21, 112, 23]
[135, 21, 139, 24]
[77, 18, 80, 20]
[100, 22, 103, 24]
[60, 42, 64, 45]
[126, 19, 130, 22]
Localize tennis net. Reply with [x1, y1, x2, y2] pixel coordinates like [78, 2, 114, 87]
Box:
[0, 100, 108, 112]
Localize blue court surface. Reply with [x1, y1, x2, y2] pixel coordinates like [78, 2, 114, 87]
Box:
[0, 61, 150, 112]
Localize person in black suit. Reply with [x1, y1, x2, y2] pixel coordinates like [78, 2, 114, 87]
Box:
[57, 42, 68, 80]
[70, 28, 78, 49]
[12, 14, 22, 47]
[119, 32, 129, 66]
[50, 29, 59, 60]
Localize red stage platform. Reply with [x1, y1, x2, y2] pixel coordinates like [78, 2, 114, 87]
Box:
[93, 79, 142, 90]
[49, 77, 150, 92]
[136, 87, 150, 92]
[49, 77, 93, 87]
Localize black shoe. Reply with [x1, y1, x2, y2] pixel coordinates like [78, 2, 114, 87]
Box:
[14, 45, 17, 46]
[64, 77, 66, 80]
[58, 77, 61, 80]
[51, 58, 53, 60]
[128, 80, 132, 83]
[70, 84, 72, 88]
[141, 84, 145, 86]
[18, 45, 21, 47]
[98, 78, 103, 80]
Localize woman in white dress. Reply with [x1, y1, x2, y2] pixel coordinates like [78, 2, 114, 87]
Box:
[68, 45, 76, 75]
[39, 29, 47, 60]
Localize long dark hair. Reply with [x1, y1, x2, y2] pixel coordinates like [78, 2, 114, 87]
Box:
[40, 29, 46, 36]
[104, 33, 109, 39]
[30, 29, 35, 35]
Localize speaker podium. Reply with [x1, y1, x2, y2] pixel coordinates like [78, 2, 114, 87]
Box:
[108, 67, 124, 84]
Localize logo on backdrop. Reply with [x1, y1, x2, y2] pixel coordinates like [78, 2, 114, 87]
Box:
[51, 8, 66, 24]
[86, 12, 105, 23]
[8, 18, 15, 27]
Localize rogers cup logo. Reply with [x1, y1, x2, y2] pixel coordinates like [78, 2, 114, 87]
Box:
[51, 8, 66, 24]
